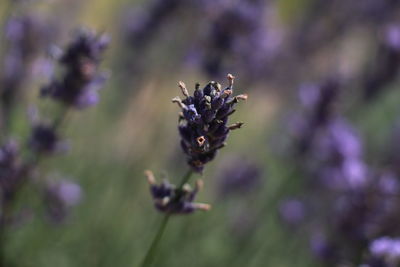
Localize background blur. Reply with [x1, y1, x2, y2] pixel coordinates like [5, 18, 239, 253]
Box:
[1, 0, 400, 266]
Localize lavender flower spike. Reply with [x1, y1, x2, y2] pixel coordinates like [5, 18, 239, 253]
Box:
[41, 29, 109, 109]
[173, 74, 247, 173]
[145, 170, 210, 214]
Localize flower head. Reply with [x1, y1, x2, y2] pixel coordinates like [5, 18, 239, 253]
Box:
[145, 170, 210, 214]
[173, 74, 247, 173]
[41, 29, 109, 109]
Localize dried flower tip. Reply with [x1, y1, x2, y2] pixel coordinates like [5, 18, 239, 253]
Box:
[172, 96, 186, 108]
[161, 197, 170, 206]
[80, 60, 97, 80]
[148, 176, 210, 214]
[182, 183, 192, 192]
[178, 81, 189, 97]
[145, 170, 156, 185]
[193, 203, 211, 211]
[221, 89, 233, 98]
[195, 179, 204, 191]
[204, 95, 212, 103]
[228, 122, 244, 130]
[155, 197, 170, 207]
[227, 74, 235, 87]
[196, 136, 206, 147]
[235, 94, 248, 101]
[216, 83, 222, 92]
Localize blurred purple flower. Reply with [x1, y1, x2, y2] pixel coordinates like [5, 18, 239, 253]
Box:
[123, 0, 189, 49]
[295, 78, 340, 154]
[40, 29, 109, 109]
[278, 198, 305, 225]
[312, 118, 368, 190]
[44, 179, 82, 223]
[198, 0, 275, 78]
[216, 157, 262, 197]
[0, 141, 24, 203]
[385, 25, 400, 50]
[369, 237, 400, 265]
[1, 14, 55, 129]
[28, 124, 68, 154]
[378, 172, 400, 195]
[298, 83, 320, 109]
[310, 232, 338, 263]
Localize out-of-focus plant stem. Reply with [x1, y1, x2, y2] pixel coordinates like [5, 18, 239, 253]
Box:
[0, 105, 70, 267]
[0, 1, 16, 143]
[140, 214, 170, 267]
[140, 169, 193, 267]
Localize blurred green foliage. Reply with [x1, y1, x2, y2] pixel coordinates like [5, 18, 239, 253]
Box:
[0, 0, 399, 266]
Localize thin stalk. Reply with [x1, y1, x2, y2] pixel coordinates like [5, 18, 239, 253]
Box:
[0, 105, 70, 266]
[0, 1, 16, 143]
[53, 106, 70, 129]
[178, 169, 194, 188]
[140, 169, 193, 267]
[140, 214, 170, 267]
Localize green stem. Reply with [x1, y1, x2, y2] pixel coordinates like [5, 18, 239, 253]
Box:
[140, 169, 193, 267]
[178, 169, 194, 188]
[52, 106, 70, 129]
[0, 105, 70, 266]
[140, 214, 170, 267]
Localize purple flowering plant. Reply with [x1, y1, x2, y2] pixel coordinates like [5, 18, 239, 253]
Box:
[142, 74, 247, 267]
[0, 26, 109, 265]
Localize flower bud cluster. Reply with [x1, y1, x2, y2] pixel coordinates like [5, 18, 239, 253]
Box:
[145, 171, 210, 214]
[173, 74, 247, 172]
[41, 29, 109, 109]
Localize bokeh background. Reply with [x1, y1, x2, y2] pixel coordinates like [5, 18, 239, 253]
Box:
[1, 0, 400, 266]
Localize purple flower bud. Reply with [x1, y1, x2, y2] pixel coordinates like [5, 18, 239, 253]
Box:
[183, 104, 200, 123]
[29, 124, 68, 154]
[216, 157, 262, 196]
[44, 179, 82, 223]
[385, 25, 400, 50]
[278, 198, 305, 225]
[378, 172, 400, 195]
[310, 232, 338, 262]
[211, 96, 224, 110]
[298, 83, 321, 109]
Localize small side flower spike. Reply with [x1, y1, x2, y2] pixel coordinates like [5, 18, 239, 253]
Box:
[145, 171, 211, 214]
